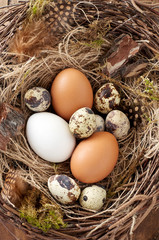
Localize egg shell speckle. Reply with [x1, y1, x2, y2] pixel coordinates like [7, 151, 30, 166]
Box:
[48, 174, 81, 204]
[94, 83, 120, 114]
[69, 107, 96, 139]
[95, 114, 105, 132]
[105, 110, 130, 139]
[24, 87, 51, 112]
[79, 185, 106, 211]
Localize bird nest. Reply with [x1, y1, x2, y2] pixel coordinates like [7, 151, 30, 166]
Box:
[0, 0, 159, 239]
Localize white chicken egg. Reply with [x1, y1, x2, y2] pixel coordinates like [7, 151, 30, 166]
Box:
[26, 112, 76, 162]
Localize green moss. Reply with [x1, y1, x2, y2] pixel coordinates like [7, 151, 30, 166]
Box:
[20, 189, 66, 232]
[27, 0, 52, 20]
[141, 76, 159, 101]
[74, 20, 111, 50]
[81, 38, 105, 49]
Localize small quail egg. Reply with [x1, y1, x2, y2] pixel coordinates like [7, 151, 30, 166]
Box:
[105, 110, 130, 139]
[69, 107, 96, 139]
[95, 114, 105, 132]
[48, 174, 81, 204]
[94, 83, 120, 114]
[24, 87, 51, 112]
[79, 185, 106, 211]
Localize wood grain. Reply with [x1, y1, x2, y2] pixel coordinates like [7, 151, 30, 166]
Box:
[0, 0, 8, 8]
[0, 0, 20, 7]
[133, 208, 159, 240]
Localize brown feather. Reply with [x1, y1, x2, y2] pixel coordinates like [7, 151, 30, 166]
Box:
[9, 20, 56, 63]
[1, 169, 31, 208]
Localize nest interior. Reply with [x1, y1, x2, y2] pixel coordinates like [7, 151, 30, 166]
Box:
[0, 0, 159, 239]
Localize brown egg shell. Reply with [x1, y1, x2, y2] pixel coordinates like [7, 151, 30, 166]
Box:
[51, 68, 93, 121]
[70, 131, 119, 183]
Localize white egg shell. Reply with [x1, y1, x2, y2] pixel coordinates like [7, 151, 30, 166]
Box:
[79, 185, 106, 211]
[26, 112, 76, 162]
[24, 87, 51, 112]
[95, 114, 105, 132]
[48, 174, 81, 204]
[94, 83, 120, 114]
[105, 110, 130, 139]
[69, 107, 96, 139]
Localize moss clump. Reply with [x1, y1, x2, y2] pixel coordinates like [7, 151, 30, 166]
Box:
[27, 0, 52, 20]
[81, 38, 105, 49]
[72, 20, 112, 51]
[141, 76, 159, 101]
[20, 188, 66, 232]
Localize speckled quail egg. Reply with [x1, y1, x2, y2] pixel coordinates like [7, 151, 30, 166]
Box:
[94, 83, 120, 114]
[95, 114, 105, 132]
[79, 185, 106, 211]
[105, 110, 130, 139]
[24, 87, 51, 112]
[69, 107, 96, 139]
[48, 174, 81, 204]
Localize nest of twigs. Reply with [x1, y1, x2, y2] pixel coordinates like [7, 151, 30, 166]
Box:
[0, 0, 159, 239]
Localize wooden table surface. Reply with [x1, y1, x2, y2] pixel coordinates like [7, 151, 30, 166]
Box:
[0, 0, 19, 6]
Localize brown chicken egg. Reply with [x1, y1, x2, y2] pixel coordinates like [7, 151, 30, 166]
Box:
[70, 131, 119, 183]
[51, 68, 93, 121]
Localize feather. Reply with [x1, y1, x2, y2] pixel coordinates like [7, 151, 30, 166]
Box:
[9, 20, 56, 62]
[1, 169, 31, 208]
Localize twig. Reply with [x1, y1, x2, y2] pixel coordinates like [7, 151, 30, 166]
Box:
[112, 194, 149, 216]
[131, 0, 144, 13]
[109, 200, 148, 230]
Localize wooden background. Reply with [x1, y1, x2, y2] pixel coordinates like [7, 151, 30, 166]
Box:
[0, 0, 19, 6]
